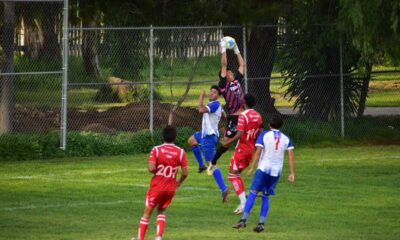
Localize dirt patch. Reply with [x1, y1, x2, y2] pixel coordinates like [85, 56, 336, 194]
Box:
[14, 102, 201, 133]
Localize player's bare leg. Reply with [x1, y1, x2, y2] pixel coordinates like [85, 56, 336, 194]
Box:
[210, 136, 230, 163]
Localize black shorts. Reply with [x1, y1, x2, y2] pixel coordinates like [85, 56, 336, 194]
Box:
[224, 115, 238, 138]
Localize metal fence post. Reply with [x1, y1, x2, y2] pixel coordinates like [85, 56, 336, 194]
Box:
[339, 35, 345, 138]
[242, 25, 248, 93]
[60, 0, 69, 150]
[149, 25, 154, 133]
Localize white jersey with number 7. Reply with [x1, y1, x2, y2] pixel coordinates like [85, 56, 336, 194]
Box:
[255, 129, 294, 177]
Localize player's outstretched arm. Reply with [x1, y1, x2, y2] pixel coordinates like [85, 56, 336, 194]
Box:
[198, 90, 209, 113]
[287, 149, 295, 182]
[220, 39, 228, 78]
[220, 130, 243, 147]
[233, 42, 245, 75]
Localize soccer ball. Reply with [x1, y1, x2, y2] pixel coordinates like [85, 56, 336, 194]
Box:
[223, 36, 236, 49]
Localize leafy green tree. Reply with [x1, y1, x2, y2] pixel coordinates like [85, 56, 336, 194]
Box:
[280, 0, 363, 120]
[338, 0, 400, 116]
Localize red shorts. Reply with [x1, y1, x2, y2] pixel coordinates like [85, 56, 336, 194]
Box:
[229, 148, 253, 172]
[145, 190, 176, 209]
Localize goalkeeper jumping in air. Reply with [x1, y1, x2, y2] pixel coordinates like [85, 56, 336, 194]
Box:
[207, 37, 245, 179]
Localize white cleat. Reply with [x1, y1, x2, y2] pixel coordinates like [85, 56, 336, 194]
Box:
[155, 237, 162, 240]
[233, 204, 245, 215]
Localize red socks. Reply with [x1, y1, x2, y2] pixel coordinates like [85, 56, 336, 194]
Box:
[138, 214, 166, 240]
[138, 217, 149, 240]
[228, 173, 245, 196]
[156, 214, 166, 238]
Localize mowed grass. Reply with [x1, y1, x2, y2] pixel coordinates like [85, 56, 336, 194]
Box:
[1, 146, 399, 240]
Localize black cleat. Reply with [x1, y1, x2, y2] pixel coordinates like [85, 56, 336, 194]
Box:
[222, 188, 230, 203]
[198, 166, 207, 173]
[253, 223, 264, 233]
[232, 219, 247, 229]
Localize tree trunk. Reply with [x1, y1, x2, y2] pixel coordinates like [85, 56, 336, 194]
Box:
[247, 26, 279, 116]
[82, 18, 101, 77]
[38, 3, 61, 60]
[0, 2, 16, 134]
[357, 60, 372, 117]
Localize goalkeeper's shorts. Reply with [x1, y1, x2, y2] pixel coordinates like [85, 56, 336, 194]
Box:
[224, 115, 238, 138]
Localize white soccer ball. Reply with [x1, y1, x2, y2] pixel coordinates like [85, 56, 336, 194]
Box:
[223, 36, 236, 49]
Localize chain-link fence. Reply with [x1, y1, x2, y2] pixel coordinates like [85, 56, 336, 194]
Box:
[1, 2, 399, 151]
[0, 0, 66, 135]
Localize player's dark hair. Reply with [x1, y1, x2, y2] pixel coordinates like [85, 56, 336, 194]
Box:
[244, 93, 256, 108]
[210, 85, 221, 95]
[270, 114, 283, 129]
[163, 125, 177, 143]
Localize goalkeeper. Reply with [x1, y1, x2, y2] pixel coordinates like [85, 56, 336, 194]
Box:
[208, 36, 245, 176]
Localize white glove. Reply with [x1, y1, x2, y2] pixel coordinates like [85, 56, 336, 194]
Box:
[219, 39, 226, 54]
[233, 43, 240, 55]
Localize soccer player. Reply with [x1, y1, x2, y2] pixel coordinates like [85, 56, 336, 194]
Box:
[208, 36, 245, 173]
[220, 94, 262, 214]
[188, 86, 229, 202]
[232, 114, 295, 233]
[136, 126, 188, 240]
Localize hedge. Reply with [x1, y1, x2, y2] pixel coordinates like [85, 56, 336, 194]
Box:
[0, 127, 194, 161]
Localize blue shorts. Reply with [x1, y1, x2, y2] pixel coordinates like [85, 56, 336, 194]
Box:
[250, 169, 280, 196]
[194, 131, 218, 161]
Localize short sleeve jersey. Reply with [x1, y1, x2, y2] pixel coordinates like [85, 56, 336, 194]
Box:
[148, 143, 188, 191]
[218, 70, 245, 115]
[202, 100, 222, 137]
[236, 109, 263, 152]
[255, 130, 294, 177]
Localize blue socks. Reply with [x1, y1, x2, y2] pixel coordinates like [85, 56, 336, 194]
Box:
[212, 168, 227, 192]
[259, 194, 270, 223]
[242, 191, 257, 220]
[191, 145, 204, 167]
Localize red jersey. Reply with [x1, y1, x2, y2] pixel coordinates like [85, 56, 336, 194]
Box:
[148, 143, 187, 191]
[236, 109, 262, 152]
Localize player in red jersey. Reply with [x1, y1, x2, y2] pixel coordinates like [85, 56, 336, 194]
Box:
[136, 126, 188, 240]
[220, 94, 262, 214]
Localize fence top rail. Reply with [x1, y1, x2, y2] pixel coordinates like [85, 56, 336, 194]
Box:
[0, 71, 63, 76]
[2, 0, 64, 2]
[69, 24, 339, 31]
[69, 25, 244, 31]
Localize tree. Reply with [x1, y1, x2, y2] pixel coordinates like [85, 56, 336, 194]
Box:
[219, 0, 292, 116]
[338, 0, 400, 116]
[38, 2, 62, 60]
[0, 2, 16, 133]
[280, 0, 363, 120]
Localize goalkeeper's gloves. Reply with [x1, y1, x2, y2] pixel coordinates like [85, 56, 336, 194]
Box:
[233, 43, 240, 55]
[219, 39, 226, 54]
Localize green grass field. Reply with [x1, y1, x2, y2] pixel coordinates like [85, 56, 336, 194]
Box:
[1, 146, 399, 240]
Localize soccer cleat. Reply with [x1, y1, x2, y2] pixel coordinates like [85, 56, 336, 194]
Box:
[198, 166, 207, 173]
[155, 237, 162, 240]
[232, 219, 246, 229]
[207, 164, 215, 176]
[233, 203, 244, 215]
[222, 188, 230, 203]
[253, 223, 265, 233]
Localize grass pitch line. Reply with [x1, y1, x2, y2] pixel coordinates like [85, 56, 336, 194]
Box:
[2, 196, 200, 212]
